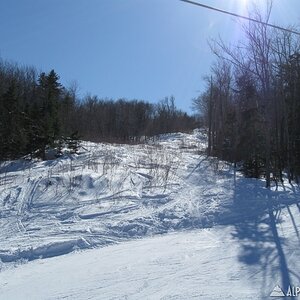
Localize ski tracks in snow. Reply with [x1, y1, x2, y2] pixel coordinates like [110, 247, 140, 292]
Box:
[16, 177, 41, 229]
[1, 129, 299, 265]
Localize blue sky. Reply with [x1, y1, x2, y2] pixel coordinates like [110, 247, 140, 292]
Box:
[0, 0, 299, 113]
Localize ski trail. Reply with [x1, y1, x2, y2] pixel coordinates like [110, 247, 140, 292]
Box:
[16, 177, 41, 234]
[0, 129, 299, 267]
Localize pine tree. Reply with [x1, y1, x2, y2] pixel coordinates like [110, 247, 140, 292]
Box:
[37, 70, 62, 159]
[67, 131, 80, 154]
[0, 82, 27, 159]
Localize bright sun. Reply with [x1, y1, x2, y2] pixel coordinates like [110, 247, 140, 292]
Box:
[236, 0, 252, 14]
[240, 0, 250, 8]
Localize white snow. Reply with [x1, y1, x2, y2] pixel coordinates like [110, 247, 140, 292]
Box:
[0, 129, 300, 299]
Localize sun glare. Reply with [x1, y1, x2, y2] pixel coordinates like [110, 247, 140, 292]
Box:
[239, 0, 250, 13]
[227, 0, 250, 15]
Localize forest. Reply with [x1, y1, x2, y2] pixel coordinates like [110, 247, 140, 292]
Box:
[193, 5, 300, 187]
[0, 60, 197, 161]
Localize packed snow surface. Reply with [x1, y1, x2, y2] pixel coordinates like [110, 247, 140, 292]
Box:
[0, 129, 299, 299]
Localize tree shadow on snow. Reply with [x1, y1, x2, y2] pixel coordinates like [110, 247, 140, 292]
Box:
[231, 177, 300, 299]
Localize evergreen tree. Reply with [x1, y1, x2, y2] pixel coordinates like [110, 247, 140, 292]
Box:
[37, 70, 62, 159]
[0, 82, 27, 159]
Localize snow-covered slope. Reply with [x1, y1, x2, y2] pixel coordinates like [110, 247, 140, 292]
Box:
[0, 129, 233, 261]
[0, 129, 300, 299]
[0, 203, 299, 300]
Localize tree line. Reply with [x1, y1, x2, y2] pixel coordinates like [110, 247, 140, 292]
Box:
[0, 59, 197, 161]
[75, 95, 196, 142]
[193, 3, 300, 187]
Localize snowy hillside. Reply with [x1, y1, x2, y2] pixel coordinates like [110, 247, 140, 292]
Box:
[0, 129, 300, 299]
